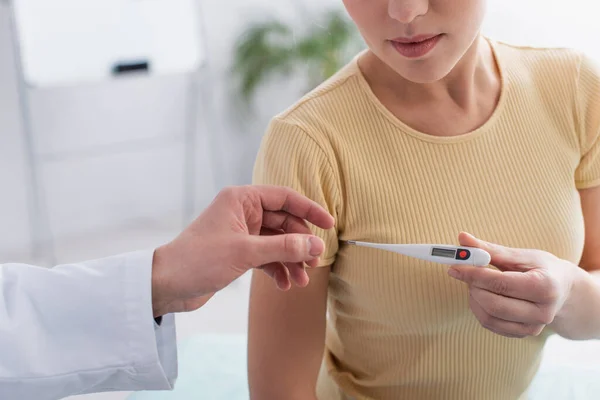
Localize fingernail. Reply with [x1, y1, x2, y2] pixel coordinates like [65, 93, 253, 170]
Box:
[464, 232, 477, 241]
[448, 268, 460, 279]
[308, 236, 322, 257]
[300, 269, 310, 287]
[274, 270, 285, 291]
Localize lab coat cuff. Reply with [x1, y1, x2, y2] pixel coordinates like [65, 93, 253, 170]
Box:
[125, 250, 178, 390]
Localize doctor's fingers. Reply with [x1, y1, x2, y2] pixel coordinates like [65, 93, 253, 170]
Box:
[261, 212, 320, 268]
[262, 211, 312, 235]
[260, 262, 308, 291]
[257, 226, 320, 267]
[257, 227, 314, 288]
[246, 229, 324, 266]
[251, 185, 335, 230]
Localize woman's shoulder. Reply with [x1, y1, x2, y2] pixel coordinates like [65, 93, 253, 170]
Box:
[491, 38, 600, 117]
[492, 38, 600, 155]
[491, 38, 582, 58]
[491, 38, 596, 80]
[270, 55, 366, 137]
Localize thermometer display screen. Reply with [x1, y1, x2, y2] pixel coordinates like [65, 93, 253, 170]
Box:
[431, 247, 456, 258]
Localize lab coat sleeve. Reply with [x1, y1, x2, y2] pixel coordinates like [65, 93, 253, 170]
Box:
[0, 250, 178, 400]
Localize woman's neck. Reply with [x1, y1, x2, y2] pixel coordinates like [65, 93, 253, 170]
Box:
[359, 35, 499, 113]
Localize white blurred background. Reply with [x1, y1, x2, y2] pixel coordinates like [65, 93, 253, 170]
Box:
[1, 0, 600, 399]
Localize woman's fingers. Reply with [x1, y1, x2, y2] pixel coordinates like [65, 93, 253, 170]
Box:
[468, 292, 545, 338]
[470, 287, 554, 325]
[449, 266, 550, 303]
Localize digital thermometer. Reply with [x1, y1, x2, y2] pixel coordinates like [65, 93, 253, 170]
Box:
[346, 241, 491, 267]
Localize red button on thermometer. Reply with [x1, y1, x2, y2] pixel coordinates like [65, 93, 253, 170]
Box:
[346, 241, 491, 267]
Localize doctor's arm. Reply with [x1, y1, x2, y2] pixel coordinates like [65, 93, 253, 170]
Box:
[0, 251, 177, 400]
[0, 185, 334, 400]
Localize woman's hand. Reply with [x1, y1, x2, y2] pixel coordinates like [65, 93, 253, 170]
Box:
[448, 232, 581, 338]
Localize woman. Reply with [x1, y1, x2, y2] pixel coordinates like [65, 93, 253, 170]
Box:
[248, 0, 600, 399]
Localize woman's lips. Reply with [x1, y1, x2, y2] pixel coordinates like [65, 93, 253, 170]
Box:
[390, 34, 443, 58]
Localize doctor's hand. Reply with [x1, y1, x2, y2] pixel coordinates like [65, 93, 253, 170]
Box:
[447, 232, 580, 338]
[150, 185, 335, 317]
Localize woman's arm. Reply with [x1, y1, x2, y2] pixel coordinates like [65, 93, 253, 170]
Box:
[549, 185, 600, 339]
[578, 186, 600, 271]
[247, 266, 330, 399]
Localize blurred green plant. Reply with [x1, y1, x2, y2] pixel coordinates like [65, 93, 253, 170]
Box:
[231, 8, 363, 104]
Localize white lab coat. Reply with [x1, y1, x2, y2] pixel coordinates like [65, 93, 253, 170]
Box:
[0, 250, 178, 400]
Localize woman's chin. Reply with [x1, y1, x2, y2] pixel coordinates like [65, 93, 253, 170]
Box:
[393, 63, 453, 85]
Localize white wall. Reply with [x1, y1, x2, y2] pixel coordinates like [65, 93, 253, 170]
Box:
[0, 0, 337, 262]
[0, 7, 30, 260]
[482, 0, 600, 55]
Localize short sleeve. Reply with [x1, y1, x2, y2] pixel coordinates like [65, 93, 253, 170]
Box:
[253, 116, 341, 266]
[574, 54, 600, 189]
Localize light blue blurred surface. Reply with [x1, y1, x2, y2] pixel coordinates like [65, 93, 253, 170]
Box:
[127, 334, 600, 400]
[528, 364, 600, 399]
[127, 334, 248, 400]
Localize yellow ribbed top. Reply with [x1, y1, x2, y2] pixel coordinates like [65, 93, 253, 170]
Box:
[252, 39, 600, 400]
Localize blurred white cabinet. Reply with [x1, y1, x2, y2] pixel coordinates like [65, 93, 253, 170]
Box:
[5, 0, 215, 264]
[14, 0, 204, 86]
